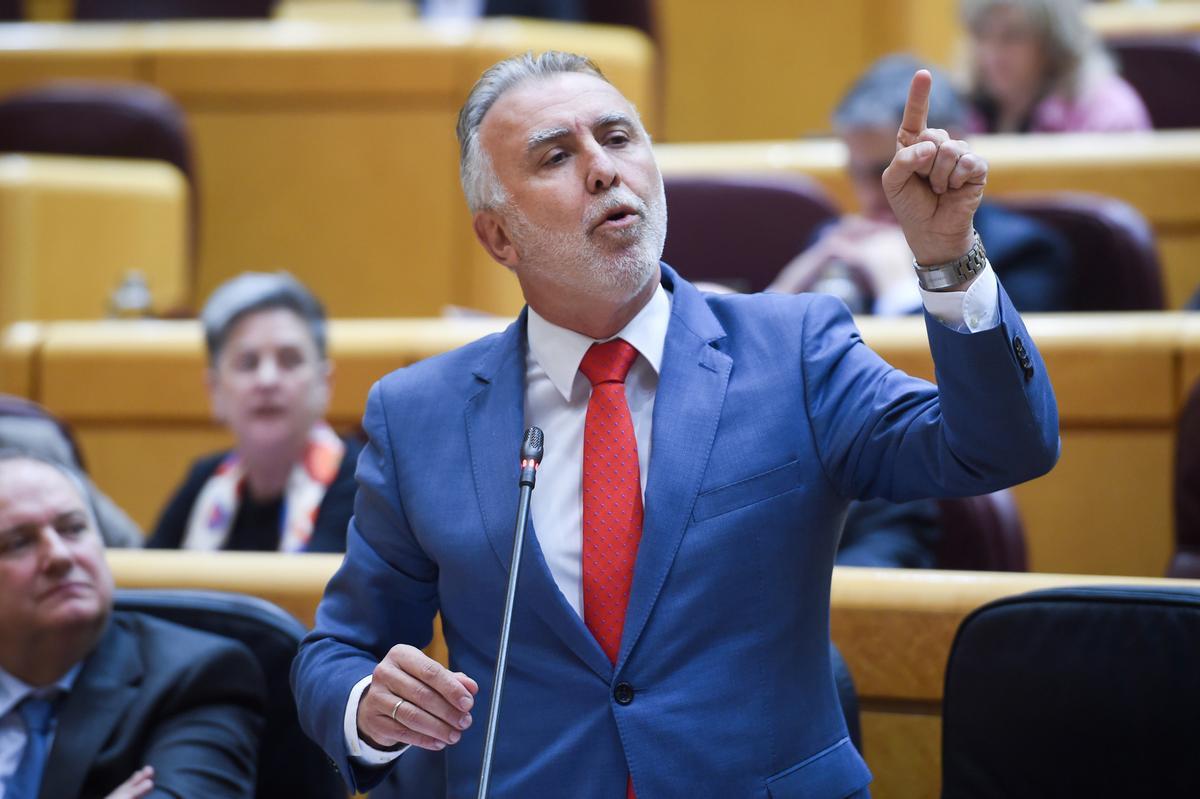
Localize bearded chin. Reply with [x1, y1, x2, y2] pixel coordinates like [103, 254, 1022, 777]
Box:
[508, 196, 667, 302]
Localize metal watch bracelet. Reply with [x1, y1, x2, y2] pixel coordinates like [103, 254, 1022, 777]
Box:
[913, 232, 987, 291]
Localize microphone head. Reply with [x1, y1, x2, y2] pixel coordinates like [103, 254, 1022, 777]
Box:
[521, 427, 544, 465]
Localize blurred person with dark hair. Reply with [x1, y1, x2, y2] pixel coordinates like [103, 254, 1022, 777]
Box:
[771, 54, 1073, 315]
[149, 272, 361, 552]
[962, 0, 1150, 133]
[0, 452, 264, 799]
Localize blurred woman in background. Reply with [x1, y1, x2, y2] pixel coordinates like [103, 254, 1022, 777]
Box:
[962, 0, 1150, 133]
[150, 272, 360, 552]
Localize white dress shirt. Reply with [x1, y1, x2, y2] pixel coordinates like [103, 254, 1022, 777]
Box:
[344, 265, 1000, 763]
[0, 665, 79, 799]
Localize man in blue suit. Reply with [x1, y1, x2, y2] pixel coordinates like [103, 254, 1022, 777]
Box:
[292, 51, 1059, 798]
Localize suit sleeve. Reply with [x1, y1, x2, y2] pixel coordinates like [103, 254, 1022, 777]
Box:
[291, 379, 440, 793]
[142, 640, 265, 799]
[801, 283, 1059, 502]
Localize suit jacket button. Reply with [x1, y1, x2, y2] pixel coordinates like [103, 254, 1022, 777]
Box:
[614, 682, 635, 705]
[1013, 335, 1027, 355]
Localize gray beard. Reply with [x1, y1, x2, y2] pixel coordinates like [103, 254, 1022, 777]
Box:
[506, 180, 668, 302]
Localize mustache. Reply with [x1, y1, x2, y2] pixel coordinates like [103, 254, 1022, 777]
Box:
[586, 192, 650, 230]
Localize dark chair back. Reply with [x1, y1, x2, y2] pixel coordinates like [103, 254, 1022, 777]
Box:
[1109, 35, 1200, 129]
[0, 0, 19, 21]
[1171, 379, 1200, 578]
[583, 0, 654, 39]
[113, 589, 345, 799]
[997, 193, 1164, 311]
[662, 174, 839, 293]
[941, 585, 1200, 798]
[75, 0, 275, 19]
[935, 490, 1027, 572]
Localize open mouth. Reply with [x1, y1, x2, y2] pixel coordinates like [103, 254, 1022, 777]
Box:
[593, 205, 640, 231]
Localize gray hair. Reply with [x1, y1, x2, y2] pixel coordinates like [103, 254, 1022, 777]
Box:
[0, 448, 97, 525]
[201, 272, 327, 364]
[456, 51, 610, 214]
[834, 54, 967, 133]
[961, 0, 1111, 99]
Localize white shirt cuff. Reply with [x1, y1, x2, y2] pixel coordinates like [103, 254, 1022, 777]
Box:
[918, 262, 1000, 333]
[344, 675, 409, 765]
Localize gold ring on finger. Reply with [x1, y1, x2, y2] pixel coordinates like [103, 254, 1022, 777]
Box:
[391, 698, 405, 723]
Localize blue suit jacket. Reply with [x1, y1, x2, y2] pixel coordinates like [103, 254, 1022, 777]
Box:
[292, 264, 1059, 798]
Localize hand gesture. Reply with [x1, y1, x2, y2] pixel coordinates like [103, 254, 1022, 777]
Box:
[882, 70, 987, 266]
[105, 765, 154, 799]
[357, 644, 479, 752]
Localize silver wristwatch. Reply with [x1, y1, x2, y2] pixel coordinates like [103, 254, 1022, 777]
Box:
[913, 232, 988, 291]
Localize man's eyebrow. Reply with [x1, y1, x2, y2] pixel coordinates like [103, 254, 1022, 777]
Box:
[524, 113, 638, 153]
[594, 112, 635, 130]
[526, 126, 571, 152]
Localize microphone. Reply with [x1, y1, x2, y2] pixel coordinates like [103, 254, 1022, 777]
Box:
[476, 427, 543, 799]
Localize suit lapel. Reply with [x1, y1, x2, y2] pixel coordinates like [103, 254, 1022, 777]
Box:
[41, 616, 143, 799]
[464, 315, 612, 681]
[617, 266, 731, 672]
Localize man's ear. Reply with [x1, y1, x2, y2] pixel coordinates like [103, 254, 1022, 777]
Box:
[473, 210, 519, 270]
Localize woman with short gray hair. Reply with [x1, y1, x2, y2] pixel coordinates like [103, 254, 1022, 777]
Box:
[962, 0, 1150, 133]
[149, 272, 361, 552]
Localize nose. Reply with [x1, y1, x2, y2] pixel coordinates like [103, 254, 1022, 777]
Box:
[584, 142, 619, 194]
[254, 355, 280, 387]
[40, 528, 73, 575]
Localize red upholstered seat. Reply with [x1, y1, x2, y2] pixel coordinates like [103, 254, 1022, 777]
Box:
[1170, 380, 1200, 578]
[662, 174, 839, 293]
[1109, 35, 1200, 130]
[996, 193, 1164, 311]
[936, 490, 1027, 572]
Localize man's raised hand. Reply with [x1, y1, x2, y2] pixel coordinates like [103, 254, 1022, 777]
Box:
[882, 69, 987, 267]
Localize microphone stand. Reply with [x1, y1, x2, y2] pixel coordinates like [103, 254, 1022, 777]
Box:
[476, 427, 543, 799]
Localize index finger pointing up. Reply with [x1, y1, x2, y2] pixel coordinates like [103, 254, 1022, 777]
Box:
[897, 69, 932, 149]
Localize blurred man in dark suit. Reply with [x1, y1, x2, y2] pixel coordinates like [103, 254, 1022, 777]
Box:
[0, 453, 265, 799]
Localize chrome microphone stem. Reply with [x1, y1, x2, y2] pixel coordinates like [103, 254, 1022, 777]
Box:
[477, 428, 541, 799]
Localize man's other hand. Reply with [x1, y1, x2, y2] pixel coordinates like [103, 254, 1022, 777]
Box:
[105, 765, 154, 799]
[882, 69, 988, 266]
[357, 644, 479, 752]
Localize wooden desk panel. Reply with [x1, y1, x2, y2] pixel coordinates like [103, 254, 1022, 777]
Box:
[0, 155, 188, 327]
[0, 321, 42, 398]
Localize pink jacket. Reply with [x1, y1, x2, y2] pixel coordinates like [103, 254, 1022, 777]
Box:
[970, 72, 1152, 133]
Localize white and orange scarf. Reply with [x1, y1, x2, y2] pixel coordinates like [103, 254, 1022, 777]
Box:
[181, 422, 345, 553]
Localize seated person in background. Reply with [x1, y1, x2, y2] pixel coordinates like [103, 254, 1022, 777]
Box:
[150, 272, 361, 552]
[770, 54, 1073, 314]
[0, 395, 142, 548]
[962, 0, 1150, 133]
[836, 497, 940, 570]
[0, 452, 264, 798]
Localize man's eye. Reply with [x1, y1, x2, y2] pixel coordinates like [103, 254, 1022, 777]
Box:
[0, 536, 31, 555]
[60, 522, 88, 537]
[235, 355, 258, 372]
[546, 151, 568, 166]
[606, 133, 630, 146]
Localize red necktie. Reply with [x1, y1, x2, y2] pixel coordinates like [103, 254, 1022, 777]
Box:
[580, 339, 642, 799]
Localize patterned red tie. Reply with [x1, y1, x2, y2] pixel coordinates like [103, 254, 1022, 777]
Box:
[579, 338, 642, 799]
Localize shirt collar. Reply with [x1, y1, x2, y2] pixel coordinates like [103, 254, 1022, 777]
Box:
[0, 663, 81, 718]
[527, 282, 672, 402]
